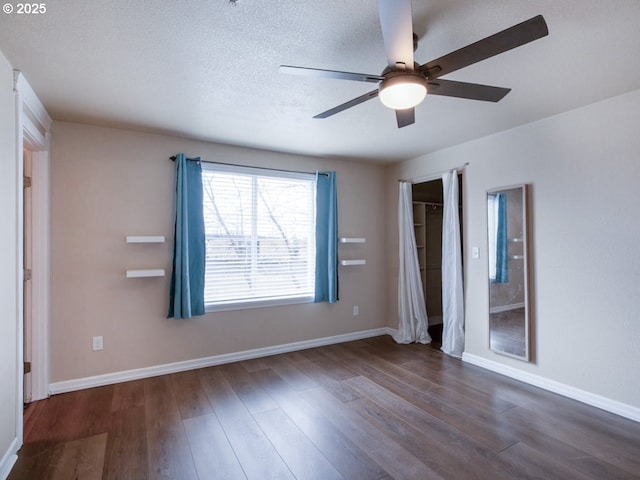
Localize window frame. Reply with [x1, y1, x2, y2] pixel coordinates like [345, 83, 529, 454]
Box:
[201, 162, 317, 312]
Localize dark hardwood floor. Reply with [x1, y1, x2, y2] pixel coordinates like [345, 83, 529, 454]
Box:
[10, 335, 640, 479]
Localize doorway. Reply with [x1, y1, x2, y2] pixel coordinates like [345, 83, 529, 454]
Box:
[412, 174, 463, 346]
[13, 71, 52, 460]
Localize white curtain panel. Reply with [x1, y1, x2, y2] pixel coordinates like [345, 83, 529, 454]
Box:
[441, 170, 465, 357]
[394, 182, 431, 344]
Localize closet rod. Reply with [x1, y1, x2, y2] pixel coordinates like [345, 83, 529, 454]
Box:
[398, 162, 469, 184]
[169, 156, 329, 177]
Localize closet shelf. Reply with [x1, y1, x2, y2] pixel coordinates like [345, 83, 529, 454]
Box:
[126, 269, 165, 278]
[126, 236, 165, 243]
[339, 259, 366, 266]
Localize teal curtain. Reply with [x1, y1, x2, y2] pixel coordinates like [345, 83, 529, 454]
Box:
[494, 193, 509, 283]
[314, 171, 338, 303]
[168, 154, 206, 318]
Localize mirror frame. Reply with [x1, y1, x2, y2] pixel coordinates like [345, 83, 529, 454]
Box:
[487, 184, 530, 361]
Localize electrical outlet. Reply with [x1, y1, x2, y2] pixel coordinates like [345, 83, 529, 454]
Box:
[353, 305, 359, 316]
[92, 336, 103, 351]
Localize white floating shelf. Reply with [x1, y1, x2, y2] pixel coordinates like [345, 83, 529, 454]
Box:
[126, 269, 165, 278]
[127, 236, 165, 243]
[339, 259, 366, 266]
[339, 237, 366, 243]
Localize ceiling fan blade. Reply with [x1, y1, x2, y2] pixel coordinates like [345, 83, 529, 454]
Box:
[377, 0, 415, 69]
[279, 65, 383, 83]
[419, 15, 548, 78]
[395, 108, 415, 128]
[427, 79, 511, 102]
[313, 90, 379, 119]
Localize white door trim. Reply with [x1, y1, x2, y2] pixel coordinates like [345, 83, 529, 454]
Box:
[28, 149, 50, 401]
[13, 70, 51, 453]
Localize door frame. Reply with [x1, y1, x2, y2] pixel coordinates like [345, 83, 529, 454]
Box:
[14, 70, 51, 441]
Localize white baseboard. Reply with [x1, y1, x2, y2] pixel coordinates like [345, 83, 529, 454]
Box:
[462, 352, 640, 423]
[0, 437, 18, 480]
[50, 328, 392, 395]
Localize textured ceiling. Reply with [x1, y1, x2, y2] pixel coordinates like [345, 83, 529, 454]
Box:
[1, 0, 639, 163]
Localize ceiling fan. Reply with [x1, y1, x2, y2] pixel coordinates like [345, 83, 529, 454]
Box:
[279, 1, 548, 128]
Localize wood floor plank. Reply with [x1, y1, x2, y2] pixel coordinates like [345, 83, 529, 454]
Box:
[200, 368, 295, 480]
[293, 358, 362, 403]
[571, 455, 640, 480]
[254, 407, 345, 480]
[72, 386, 114, 440]
[499, 441, 593, 480]
[49, 433, 107, 480]
[360, 337, 441, 365]
[300, 385, 447, 480]
[25, 386, 114, 444]
[307, 347, 361, 381]
[168, 369, 213, 419]
[508, 384, 640, 446]
[102, 406, 148, 480]
[410, 356, 556, 408]
[218, 362, 279, 414]
[345, 378, 519, 480]
[22, 400, 47, 442]
[7, 442, 64, 480]
[503, 405, 640, 475]
[264, 353, 319, 391]
[345, 356, 519, 452]
[183, 412, 247, 480]
[238, 355, 275, 373]
[144, 375, 180, 418]
[398, 358, 517, 414]
[111, 379, 145, 412]
[145, 410, 198, 480]
[284, 347, 326, 364]
[346, 373, 513, 452]
[250, 368, 390, 480]
[494, 403, 640, 479]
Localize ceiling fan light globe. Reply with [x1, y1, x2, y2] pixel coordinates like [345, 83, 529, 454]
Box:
[379, 75, 427, 110]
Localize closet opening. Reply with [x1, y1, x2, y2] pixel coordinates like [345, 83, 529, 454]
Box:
[412, 174, 463, 347]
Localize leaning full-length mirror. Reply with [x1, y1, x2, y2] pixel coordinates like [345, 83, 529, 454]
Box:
[487, 185, 530, 360]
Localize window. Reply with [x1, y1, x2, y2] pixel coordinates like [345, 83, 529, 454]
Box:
[201, 163, 316, 310]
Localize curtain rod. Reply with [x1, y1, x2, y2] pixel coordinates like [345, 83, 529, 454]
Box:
[169, 156, 329, 177]
[398, 162, 469, 184]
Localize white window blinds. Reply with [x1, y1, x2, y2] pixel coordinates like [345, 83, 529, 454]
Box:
[201, 163, 316, 308]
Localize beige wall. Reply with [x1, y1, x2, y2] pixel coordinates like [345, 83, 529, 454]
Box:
[0, 51, 18, 472]
[50, 122, 388, 382]
[386, 89, 640, 409]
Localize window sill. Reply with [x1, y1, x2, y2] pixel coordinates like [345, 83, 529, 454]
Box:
[205, 295, 314, 313]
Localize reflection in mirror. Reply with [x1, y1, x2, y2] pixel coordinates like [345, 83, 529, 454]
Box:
[487, 185, 530, 360]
